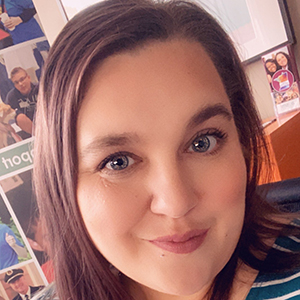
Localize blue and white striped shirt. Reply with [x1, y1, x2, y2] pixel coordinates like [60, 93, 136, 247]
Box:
[246, 232, 300, 300]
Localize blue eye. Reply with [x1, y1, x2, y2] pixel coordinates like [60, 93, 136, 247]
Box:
[105, 155, 134, 171]
[191, 135, 217, 153]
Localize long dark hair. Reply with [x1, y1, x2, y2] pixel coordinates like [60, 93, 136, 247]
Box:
[264, 58, 279, 76]
[275, 51, 291, 69]
[33, 1, 300, 300]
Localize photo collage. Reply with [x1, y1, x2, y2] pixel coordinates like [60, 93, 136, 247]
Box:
[0, 1, 50, 299]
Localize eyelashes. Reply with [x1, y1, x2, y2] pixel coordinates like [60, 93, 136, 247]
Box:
[97, 151, 136, 172]
[96, 128, 228, 174]
[188, 129, 227, 155]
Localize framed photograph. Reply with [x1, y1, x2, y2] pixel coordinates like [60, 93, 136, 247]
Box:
[197, 0, 294, 63]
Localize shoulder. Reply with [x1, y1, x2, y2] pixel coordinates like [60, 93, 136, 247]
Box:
[0, 224, 8, 237]
[273, 219, 300, 253]
[30, 84, 39, 96]
[6, 88, 20, 103]
[247, 268, 300, 300]
[0, 224, 8, 229]
[247, 231, 300, 299]
[32, 83, 39, 91]
[32, 284, 58, 300]
[31, 285, 45, 293]
[6, 88, 16, 98]
[0, 224, 12, 233]
[273, 235, 300, 253]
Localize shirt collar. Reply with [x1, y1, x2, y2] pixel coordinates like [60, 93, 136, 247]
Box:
[19, 289, 30, 300]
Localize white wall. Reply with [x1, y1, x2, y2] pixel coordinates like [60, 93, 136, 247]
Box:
[245, 60, 275, 120]
[32, 0, 67, 45]
[33, 0, 300, 120]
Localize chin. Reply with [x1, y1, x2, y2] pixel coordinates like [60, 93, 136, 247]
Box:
[144, 268, 214, 297]
[165, 284, 208, 296]
[148, 281, 210, 298]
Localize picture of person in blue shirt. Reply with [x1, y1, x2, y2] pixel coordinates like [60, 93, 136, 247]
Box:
[0, 223, 27, 270]
[1, 0, 45, 45]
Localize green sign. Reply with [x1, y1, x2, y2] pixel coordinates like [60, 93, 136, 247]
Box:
[0, 138, 34, 179]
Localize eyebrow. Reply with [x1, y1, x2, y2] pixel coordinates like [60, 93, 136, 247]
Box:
[187, 103, 233, 129]
[79, 133, 140, 159]
[79, 103, 232, 158]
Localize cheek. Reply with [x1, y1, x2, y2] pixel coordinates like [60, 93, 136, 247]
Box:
[219, 155, 246, 233]
[77, 175, 148, 242]
[197, 149, 246, 209]
[221, 156, 246, 214]
[195, 147, 247, 247]
[218, 160, 246, 207]
[201, 152, 246, 255]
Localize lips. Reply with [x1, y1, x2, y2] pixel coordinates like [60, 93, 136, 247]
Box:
[149, 229, 208, 254]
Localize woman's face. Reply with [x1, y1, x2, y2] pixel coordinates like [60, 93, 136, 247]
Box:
[276, 53, 288, 67]
[77, 40, 247, 298]
[266, 61, 277, 73]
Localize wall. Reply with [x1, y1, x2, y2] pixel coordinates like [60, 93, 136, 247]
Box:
[244, 0, 300, 120]
[32, 0, 67, 45]
[33, 0, 300, 120]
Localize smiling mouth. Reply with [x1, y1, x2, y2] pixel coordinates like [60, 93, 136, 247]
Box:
[149, 229, 208, 254]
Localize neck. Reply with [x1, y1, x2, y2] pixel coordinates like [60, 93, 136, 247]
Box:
[123, 262, 258, 300]
[20, 286, 29, 295]
[21, 90, 31, 97]
[230, 262, 259, 300]
[124, 276, 210, 300]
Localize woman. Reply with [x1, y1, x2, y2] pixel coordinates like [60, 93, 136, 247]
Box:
[275, 51, 291, 70]
[33, 1, 300, 300]
[264, 58, 279, 83]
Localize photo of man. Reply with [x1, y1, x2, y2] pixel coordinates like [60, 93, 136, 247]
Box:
[5, 67, 38, 137]
[4, 268, 44, 300]
[1, 170, 54, 283]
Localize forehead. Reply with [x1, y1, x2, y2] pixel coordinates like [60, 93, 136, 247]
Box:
[77, 39, 232, 141]
[11, 276, 23, 283]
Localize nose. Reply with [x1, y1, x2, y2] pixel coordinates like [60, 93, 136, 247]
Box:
[148, 158, 198, 218]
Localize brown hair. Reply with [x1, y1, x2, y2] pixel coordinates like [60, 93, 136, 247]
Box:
[10, 67, 27, 79]
[275, 51, 291, 68]
[33, 1, 299, 300]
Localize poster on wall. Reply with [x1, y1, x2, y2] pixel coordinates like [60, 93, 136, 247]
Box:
[0, 139, 52, 300]
[0, 0, 51, 298]
[262, 45, 300, 116]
